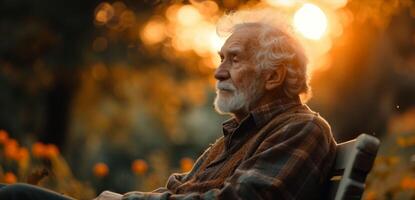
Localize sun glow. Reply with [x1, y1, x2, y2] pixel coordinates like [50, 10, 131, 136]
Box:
[138, 1, 346, 71]
[140, 3, 225, 68]
[293, 3, 328, 40]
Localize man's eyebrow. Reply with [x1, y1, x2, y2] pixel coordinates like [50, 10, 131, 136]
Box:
[227, 47, 242, 55]
[217, 47, 243, 56]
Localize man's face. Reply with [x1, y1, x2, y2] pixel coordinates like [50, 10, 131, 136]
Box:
[214, 28, 265, 115]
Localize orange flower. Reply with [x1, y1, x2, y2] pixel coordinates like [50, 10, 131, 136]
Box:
[32, 142, 46, 158]
[0, 129, 9, 144]
[44, 144, 59, 158]
[5, 138, 18, 147]
[400, 176, 415, 189]
[4, 139, 19, 160]
[17, 147, 30, 161]
[93, 162, 109, 178]
[180, 157, 194, 172]
[131, 159, 148, 175]
[3, 172, 17, 184]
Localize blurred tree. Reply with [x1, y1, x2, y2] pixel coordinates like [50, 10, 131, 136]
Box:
[0, 0, 101, 146]
[310, 0, 415, 142]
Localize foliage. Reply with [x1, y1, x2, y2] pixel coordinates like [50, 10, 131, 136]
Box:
[0, 129, 196, 199]
[364, 108, 415, 200]
[0, 130, 95, 199]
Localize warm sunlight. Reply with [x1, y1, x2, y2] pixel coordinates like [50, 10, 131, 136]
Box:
[293, 3, 328, 40]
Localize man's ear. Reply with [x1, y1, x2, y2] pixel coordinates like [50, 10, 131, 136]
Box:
[264, 66, 286, 91]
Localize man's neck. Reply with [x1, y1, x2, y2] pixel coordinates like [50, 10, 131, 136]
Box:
[233, 111, 249, 123]
[233, 90, 288, 122]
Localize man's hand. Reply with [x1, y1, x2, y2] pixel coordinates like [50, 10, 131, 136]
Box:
[94, 190, 123, 200]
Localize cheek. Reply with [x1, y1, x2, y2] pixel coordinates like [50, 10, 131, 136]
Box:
[230, 64, 256, 89]
[229, 69, 243, 89]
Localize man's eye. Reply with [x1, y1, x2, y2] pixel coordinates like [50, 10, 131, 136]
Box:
[232, 56, 239, 63]
[220, 56, 224, 62]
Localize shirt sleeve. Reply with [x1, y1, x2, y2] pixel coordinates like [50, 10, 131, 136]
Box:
[122, 118, 336, 200]
[148, 144, 216, 193]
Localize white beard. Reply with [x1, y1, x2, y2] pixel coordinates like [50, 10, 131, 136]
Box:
[214, 77, 264, 115]
[214, 86, 246, 114]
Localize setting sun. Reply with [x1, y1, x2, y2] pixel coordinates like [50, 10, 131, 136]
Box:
[293, 3, 327, 40]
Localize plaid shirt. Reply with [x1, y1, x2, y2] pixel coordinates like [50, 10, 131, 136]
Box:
[122, 97, 336, 200]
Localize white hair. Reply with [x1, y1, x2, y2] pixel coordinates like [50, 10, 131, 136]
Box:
[216, 9, 310, 99]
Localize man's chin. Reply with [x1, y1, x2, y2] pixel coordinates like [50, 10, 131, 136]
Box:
[214, 97, 231, 114]
[214, 107, 234, 115]
[214, 98, 244, 115]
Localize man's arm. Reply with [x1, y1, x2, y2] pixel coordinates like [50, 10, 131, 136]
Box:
[94, 140, 214, 200]
[95, 191, 123, 200]
[122, 117, 336, 200]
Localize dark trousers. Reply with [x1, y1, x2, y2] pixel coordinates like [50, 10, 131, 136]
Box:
[0, 183, 75, 200]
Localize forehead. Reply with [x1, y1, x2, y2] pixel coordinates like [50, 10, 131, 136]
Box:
[220, 27, 259, 54]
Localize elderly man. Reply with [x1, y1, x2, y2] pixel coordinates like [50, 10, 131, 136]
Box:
[101, 15, 337, 200]
[0, 11, 336, 200]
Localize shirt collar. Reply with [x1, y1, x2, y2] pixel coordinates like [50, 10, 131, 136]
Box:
[222, 96, 302, 136]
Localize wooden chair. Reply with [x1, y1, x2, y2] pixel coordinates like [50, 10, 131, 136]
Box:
[327, 134, 380, 200]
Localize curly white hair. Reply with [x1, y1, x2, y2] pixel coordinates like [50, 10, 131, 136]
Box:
[216, 9, 310, 99]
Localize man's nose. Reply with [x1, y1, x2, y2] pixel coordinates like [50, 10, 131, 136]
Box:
[214, 67, 230, 81]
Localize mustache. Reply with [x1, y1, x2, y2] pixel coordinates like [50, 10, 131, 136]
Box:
[216, 82, 236, 91]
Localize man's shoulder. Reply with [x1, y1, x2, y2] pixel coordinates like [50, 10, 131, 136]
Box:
[264, 104, 334, 141]
[267, 104, 328, 126]
[290, 105, 331, 133]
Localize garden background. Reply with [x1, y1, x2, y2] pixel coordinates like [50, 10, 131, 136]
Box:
[0, 0, 414, 199]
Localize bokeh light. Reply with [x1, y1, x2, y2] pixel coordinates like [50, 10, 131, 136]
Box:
[177, 5, 202, 26]
[294, 3, 328, 40]
[265, 0, 297, 7]
[95, 3, 114, 24]
[139, 2, 225, 68]
[140, 18, 167, 45]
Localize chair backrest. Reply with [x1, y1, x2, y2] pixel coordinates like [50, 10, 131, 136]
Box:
[326, 134, 380, 200]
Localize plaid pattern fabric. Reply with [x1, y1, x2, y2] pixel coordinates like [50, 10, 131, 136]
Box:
[123, 97, 337, 200]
